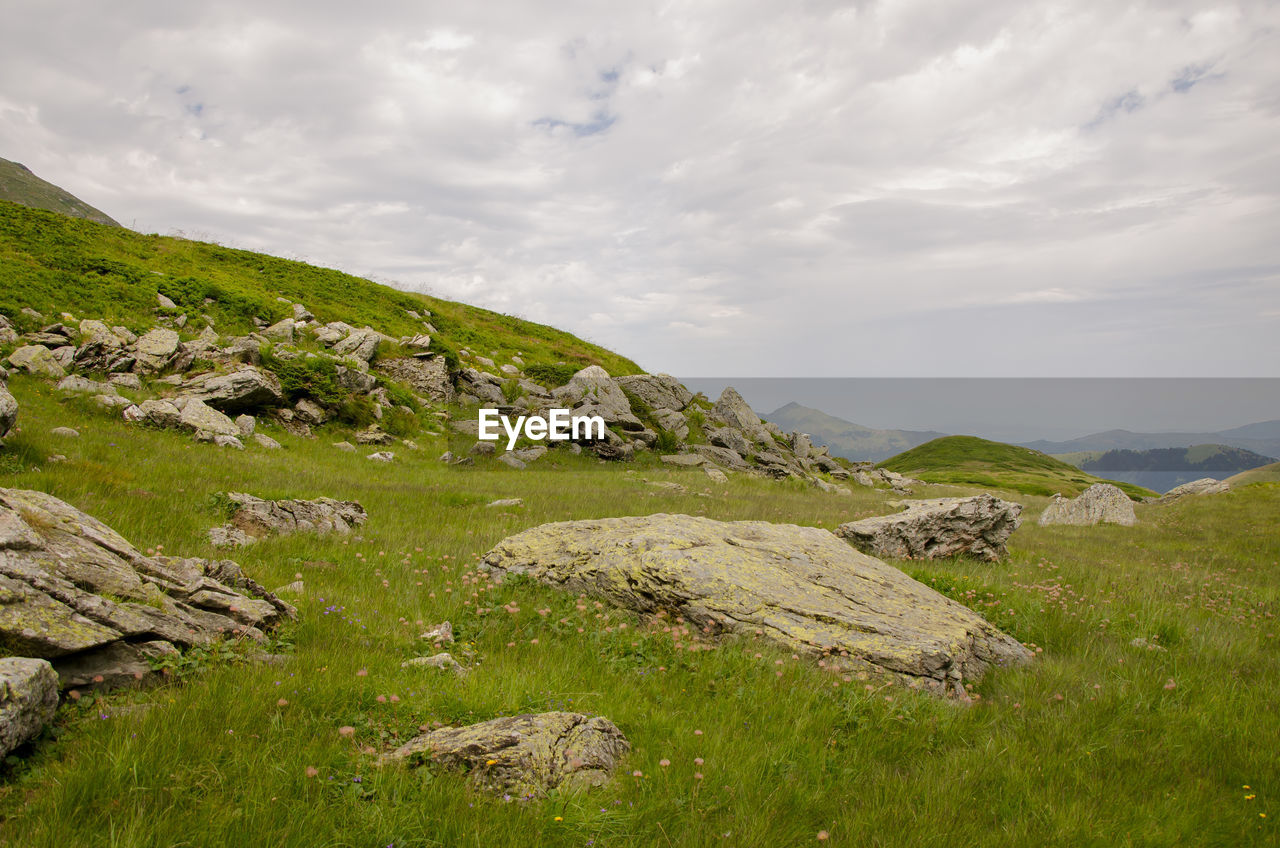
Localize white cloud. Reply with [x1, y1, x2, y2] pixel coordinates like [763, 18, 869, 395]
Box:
[1, 0, 1278, 376]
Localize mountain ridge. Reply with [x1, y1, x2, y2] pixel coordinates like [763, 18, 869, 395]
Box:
[0, 157, 120, 227]
[763, 401, 945, 462]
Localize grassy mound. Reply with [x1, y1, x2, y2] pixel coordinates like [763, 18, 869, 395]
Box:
[880, 435, 1156, 499]
[1226, 461, 1280, 487]
[0, 200, 641, 377]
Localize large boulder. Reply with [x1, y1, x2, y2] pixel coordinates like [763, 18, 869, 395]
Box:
[552, 366, 643, 430]
[1038, 483, 1136, 527]
[0, 379, 16, 440]
[383, 712, 630, 798]
[0, 487, 294, 690]
[332, 328, 381, 362]
[132, 328, 181, 373]
[0, 657, 59, 757]
[615, 374, 692, 412]
[208, 492, 367, 547]
[1159, 478, 1229, 503]
[837, 495, 1023, 562]
[483, 514, 1030, 695]
[6, 345, 66, 379]
[712, 387, 772, 445]
[178, 398, 240, 437]
[181, 366, 285, 412]
[376, 355, 454, 403]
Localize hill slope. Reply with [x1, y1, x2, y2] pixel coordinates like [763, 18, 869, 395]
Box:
[0, 158, 120, 227]
[764, 401, 945, 462]
[1024, 423, 1280, 464]
[1079, 444, 1276, 473]
[1226, 461, 1280, 487]
[0, 200, 640, 377]
[881, 435, 1155, 498]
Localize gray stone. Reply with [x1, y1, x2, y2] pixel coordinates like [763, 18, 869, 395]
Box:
[382, 712, 629, 798]
[156, 293, 177, 309]
[108, 373, 143, 390]
[653, 408, 689, 439]
[837, 495, 1023, 562]
[252, 433, 282, 450]
[332, 328, 381, 362]
[712, 387, 771, 444]
[124, 399, 182, 429]
[181, 366, 284, 412]
[262, 318, 294, 342]
[208, 492, 367, 546]
[132, 328, 181, 373]
[0, 381, 16, 440]
[551, 365, 643, 430]
[690, 444, 751, 470]
[487, 498, 524, 508]
[1159, 478, 1230, 502]
[708, 426, 752, 456]
[660, 453, 705, 467]
[6, 345, 66, 379]
[470, 440, 496, 456]
[513, 446, 547, 463]
[376, 355, 453, 402]
[615, 373, 693, 412]
[420, 621, 454, 643]
[212, 435, 244, 450]
[0, 657, 59, 757]
[235, 414, 256, 437]
[367, 451, 395, 463]
[78, 319, 121, 348]
[1038, 484, 1136, 527]
[178, 398, 240, 437]
[293, 398, 328, 425]
[704, 466, 728, 483]
[482, 514, 1030, 696]
[332, 441, 356, 452]
[498, 453, 527, 470]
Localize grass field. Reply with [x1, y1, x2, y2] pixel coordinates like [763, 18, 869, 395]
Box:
[1, 375, 1276, 847]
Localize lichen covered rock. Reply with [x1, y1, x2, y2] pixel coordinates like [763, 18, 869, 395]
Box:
[1038, 483, 1136, 526]
[837, 495, 1023, 562]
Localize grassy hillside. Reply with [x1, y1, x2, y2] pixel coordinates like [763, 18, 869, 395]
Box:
[0, 200, 641, 376]
[0, 159, 120, 227]
[1, 376, 1277, 846]
[1226, 461, 1280, 487]
[881, 435, 1156, 499]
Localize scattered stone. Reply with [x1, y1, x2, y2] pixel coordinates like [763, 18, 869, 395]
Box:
[212, 435, 244, 450]
[1159, 478, 1230, 502]
[401, 652, 466, 674]
[6, 345, 66, 379]
[123, 399, 182, 429]
[50, 427, 79, 438]
[704, 466, 728, 483]
[355, 426, 394, 445]
[837, 495, 1023, 562]
[487, 498, 524, 508]
[108, 373, 143, 390]
[420, 621, 454, 643]
[660, 453, 705, 467]
[439, 451, 455, 463]
[470, 441, 496, 456]
[208, 492, 367, 547]
[0, 657, 59, 757]
[498, 453, 527, 470]
[616, 373, 693, 412]
[551, 365, 643, 430]
[333, 441, 356, 452]
[178, 398, 240, 437]
[0, 487, 294, 690]
[382, 712, 630, 798]
[1038, 483, 1136, 527]
[156, 293, 177, 309]
[512, 446, 547, 463]
[483, 515, 1030, 695]
[181, 367, 284, 412]
[253, 433, 282, 450]
[132, 328, 181, 373]
[293, 398, 327, 425]
[712, 387, 771, 444]
[235, 414, 256, 437]
[262, 318, 295, 342]
[56, 376, 118, 396]
[367, 451, 395, 463]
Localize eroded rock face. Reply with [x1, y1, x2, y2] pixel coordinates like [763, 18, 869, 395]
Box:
[0, 487, 294, 689]
[1038, 483, 1136, 527]
[376, 355, 454, 403]
[552, 366, 643, 431]
[181, 367, 284, 412]
[837, 495, 1023, 562]
[483, 514, 1030, 695]
[208, 492, 367, 547]
[615, 374, 692, 412]
[0, 657, 59, 757]
[383, 712, 630, 798]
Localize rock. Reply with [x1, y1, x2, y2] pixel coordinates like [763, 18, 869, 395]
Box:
[551, 366, 643, 430]
[660, 454, 705, 467]
[367, 451, 395, 463]
[439, 451, 454, 463]
[108, 373, 143, 390]
[0, 380, 16, 440]
[1038, 484, 1136, 527]
[708, 426, 752, 456]
[401, 652, 466, 674]
[420, 621, 454, 642]
[1159, 478, 1230, 502]
[332, 441, 356, 452]
[500, 364, 520, 375]
[77, 319, 121, 348]
[355, 426, 394, 446]
[704, 466, 728, 483]
[181, 367, 284, 412]
[652, 408, 689, 439]
[690, 444, 751, 470]
[487, 498, 524, 508]
[470, 441, 496, 456]
[615, 374, 693, 412]
[235, 414, 256, 437]
[253, 433, 282, 450]
[0, 657, 59, 757]
[124, 399, 182, 429]
[56, 640, 178, 690]
[293, 398, 327, 425]
[208, 492, 367, 546]
[292, 303, 314, 322]
[262, 319, 294, 342]
[837, 496, 1022, 562]
[0, 487, 294, 689]
[712, 387, 771, 444]
[376, 355, 453, 402]
[178, 398, 240, 437]
[6, 345, 66, 379]
[498, 454, 527, 470]
[382, 712, 630, 798]
[513, 446, 547, 463]
[332, 328, 381, 362]
[132, 328, 181, 373]
[156, 293, 177, 309]
[50, 427, 80, 438]
[212, 435, 244, 450]
[483, 514, 1030, 695]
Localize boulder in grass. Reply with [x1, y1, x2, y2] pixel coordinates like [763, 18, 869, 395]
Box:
[1038, 483, 1136, 527]
[0, 657, 59, 757]
[836, 494, 1023, 562]
[207, 492, 367, 547]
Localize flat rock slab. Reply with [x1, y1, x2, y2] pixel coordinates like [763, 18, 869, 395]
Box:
[208, 492, 367, 547]
[837, 494, 1023, 562]
[383, 712, 629, 798]
[483, 514, 1030, 695]
[0, 487, 294, 690]
[1038, 483, 1136, 526]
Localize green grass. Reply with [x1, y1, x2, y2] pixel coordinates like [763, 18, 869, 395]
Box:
[1227, 462, 1280, 488]
[881, 435, 1157, 499]
[1, 376, 1277, 846]
[0, 200, 642, 376]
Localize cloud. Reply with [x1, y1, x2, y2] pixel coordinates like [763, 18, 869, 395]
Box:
[1, 0, 1277, 376]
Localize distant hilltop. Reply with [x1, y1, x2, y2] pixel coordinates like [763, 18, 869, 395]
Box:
[0, 156, 120, 227]
[764, 401, 944, 463]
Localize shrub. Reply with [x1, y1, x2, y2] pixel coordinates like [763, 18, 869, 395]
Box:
[524, 363, 577, 388]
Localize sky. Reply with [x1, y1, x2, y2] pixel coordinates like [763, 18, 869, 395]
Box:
[2, 1, 1278, 378]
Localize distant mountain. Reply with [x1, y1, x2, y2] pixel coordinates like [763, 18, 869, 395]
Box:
[764, 402, 946, 462]
[0, 157, 120, 227]
[1077, 444, 1276, 473]
[1022, 420, 1280, 462]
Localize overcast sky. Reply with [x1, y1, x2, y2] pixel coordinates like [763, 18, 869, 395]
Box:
[2, 1, 1278, 377]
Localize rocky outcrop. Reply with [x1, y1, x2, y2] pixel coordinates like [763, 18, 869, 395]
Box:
[1159, 478, 1229, 502]
[837, 495, 1023, 562]
[208, 492, 367, 547]
[132, 328, 181, 373]
[180, 366, 284, 412]
[6, 345, 65, 379]
[0, 487, 294, 690]
[711, 387, 772, 445]
[0, 657, 59, 757]
[615, 373, 692, 413]
[552, 365, 644, 430]
[383, 712, 630, 798]
[376, 355, 453, 403]
[1038, 483, 1136, 526]
[483, 514, 1030, 695]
